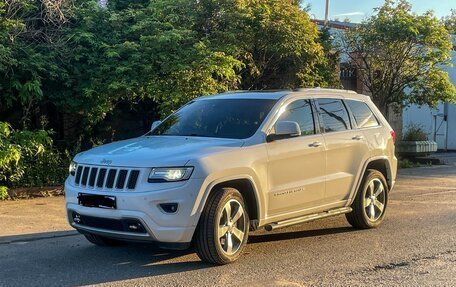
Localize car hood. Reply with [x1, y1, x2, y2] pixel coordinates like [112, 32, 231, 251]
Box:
[74, 136, 244, 167]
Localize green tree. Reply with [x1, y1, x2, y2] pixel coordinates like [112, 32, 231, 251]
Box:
[0, 0, 70, 128]
[442, 9, 456, 34]
[317, 26, 342, 89]
[1, 0, 337, 146]
[192, 0, 334, 90]
[61, 0, 335, 118]
[343, 0, 455, 117]
[237, 0, 327, 89]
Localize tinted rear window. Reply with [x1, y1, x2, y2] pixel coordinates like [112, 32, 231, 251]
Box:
[345, 100, 379, 128]
[150, 99, 277, 139]
[317, 98, 351, 132]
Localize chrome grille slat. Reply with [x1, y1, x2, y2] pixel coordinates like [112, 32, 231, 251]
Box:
[74, 165, 140, 191]
[102, 168, 109, 188]
[93, 168, 101, 188]
[125, 170, 131, 189]
[112, 170, 121, 190]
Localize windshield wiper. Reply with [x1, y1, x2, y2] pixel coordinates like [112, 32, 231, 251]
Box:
[181, 134, 212, 137]
[146, 133, 214, 138]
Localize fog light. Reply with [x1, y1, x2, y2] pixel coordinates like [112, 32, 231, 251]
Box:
[128, 223, 140, 231]
[159, 203, 178, 213]
[73, 212, 81, 224]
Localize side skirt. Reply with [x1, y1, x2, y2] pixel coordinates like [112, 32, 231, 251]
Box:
[264, 207, 352, 231]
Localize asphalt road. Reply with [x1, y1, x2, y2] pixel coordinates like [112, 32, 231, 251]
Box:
[1, 160, 455, 287]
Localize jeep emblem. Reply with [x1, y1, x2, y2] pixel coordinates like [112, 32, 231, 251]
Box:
[100, 159, 112, 165]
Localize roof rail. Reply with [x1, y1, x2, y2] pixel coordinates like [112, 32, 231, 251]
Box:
[222, 89, 291, 94]
[222, 90, 249, 93]
[292, 87, 357, 94]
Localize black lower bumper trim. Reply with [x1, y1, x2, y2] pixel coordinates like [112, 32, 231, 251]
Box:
[76, 228, 191, 250]
[72, 212, 147, 234]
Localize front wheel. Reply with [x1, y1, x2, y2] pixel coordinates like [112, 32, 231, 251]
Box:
[195, 187, 249, 265]
[346, 169, 388, 229]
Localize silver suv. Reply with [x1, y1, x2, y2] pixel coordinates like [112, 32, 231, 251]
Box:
[65, 88, 397, 264]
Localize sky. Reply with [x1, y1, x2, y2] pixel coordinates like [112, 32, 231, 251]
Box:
[304, 0, 455, 23]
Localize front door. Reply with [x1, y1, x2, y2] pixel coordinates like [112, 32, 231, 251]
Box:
[266, 99, 326, 217]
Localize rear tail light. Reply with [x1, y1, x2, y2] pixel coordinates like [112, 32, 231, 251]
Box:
[390, 130, 396, 143]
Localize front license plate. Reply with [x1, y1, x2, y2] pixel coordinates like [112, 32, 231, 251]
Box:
[78, 193, 116, 209]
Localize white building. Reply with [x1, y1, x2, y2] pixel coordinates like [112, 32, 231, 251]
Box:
[402, 39, 456, 150]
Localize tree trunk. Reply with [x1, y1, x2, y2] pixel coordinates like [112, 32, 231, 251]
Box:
[386, 104, 403, 141]
[373, 100, 403, 140]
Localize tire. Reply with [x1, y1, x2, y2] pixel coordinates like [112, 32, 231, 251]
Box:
[346, 169, 389, 229]
[195, 187, 249, 265]
[84, 233, 125, 246]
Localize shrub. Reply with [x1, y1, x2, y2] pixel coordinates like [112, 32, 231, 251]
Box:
[398, 158, 421, 169]
[0, 186, 8, 200]
[0, 122, 69, 198]
[402, 123, 428, 141]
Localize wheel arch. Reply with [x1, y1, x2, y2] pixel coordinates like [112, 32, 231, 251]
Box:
[194, 175, 262, 230]
[212, 179, 259, 220]
[348, 156, 393, 206]
[365, 159, 391, 188]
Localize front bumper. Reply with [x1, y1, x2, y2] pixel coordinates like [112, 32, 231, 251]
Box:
[65, 177, 205, 244]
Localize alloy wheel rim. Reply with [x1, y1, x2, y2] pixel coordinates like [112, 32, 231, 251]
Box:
[363, 178, 386, 222]
[217, 199, 246, 255]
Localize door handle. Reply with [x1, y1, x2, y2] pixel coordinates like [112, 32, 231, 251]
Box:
[352, 135, 364, 140]
[309, 141, 322, 147]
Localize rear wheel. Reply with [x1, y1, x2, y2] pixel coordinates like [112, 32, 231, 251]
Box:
[195, 187, 249, 265]
[346, 169, 388, 229]
[84, 233, 125, 246]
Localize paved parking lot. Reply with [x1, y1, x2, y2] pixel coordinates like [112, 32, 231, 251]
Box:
[0, 157, 455, 286]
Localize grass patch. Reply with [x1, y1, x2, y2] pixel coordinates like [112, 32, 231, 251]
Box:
[398, 158, 423, 169]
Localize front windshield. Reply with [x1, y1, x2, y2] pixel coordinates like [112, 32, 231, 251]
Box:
[149, 98, 277, 139]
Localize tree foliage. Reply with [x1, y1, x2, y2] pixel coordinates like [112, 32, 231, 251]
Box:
[442, 9, 456, 34]
[0, 0, 69, 127]
[0, 0, 338, 144]
[0, 122, 68, 196]
[343, 0, 455, 115]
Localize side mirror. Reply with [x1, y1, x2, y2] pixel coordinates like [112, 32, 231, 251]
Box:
[151, 120, 162, 131]
[266, 121, 301, 142]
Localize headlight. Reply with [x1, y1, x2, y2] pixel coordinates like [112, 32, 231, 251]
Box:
[69, 161, 77, 176]
[148, 167, 194, 182]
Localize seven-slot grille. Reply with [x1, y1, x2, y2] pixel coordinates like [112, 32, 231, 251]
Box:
[74, 165, 140, 190]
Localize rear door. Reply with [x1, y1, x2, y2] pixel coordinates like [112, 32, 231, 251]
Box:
[345, 99, 383, 157]
[266, 99, 326, 217]
[316, 97, 369, 204]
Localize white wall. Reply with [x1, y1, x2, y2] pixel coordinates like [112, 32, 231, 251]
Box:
[402, 103, 455, 149]
[402, 49, 456, 150]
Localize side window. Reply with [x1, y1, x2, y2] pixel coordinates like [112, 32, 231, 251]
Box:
[317, 98, 351, 132]
[277, 99, 315, 136]
[345, 100, 379, 128]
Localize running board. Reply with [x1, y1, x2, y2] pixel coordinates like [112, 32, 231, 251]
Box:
[264, 207, 352, 231]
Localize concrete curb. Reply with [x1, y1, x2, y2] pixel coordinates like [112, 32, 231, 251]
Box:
[0, 230, 79, 245]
